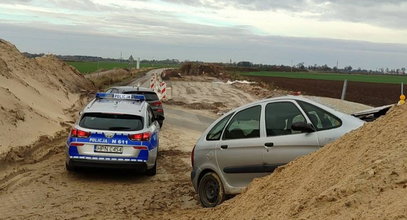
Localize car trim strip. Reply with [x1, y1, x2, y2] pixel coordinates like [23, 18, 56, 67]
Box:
[223, 163, 286, 174]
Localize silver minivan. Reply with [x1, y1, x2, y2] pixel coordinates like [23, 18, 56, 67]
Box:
[191, 96, 364, 207]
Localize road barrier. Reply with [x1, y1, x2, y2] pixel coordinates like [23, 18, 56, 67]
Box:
[150, 72, 168, 100]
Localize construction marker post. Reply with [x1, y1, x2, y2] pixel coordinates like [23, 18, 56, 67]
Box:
[341, 79, 348, 100]
[401, 82, 404, 95]
[398, 94, 406, 105]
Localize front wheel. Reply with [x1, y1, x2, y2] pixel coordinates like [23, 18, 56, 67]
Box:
[198, 172, 225, 207]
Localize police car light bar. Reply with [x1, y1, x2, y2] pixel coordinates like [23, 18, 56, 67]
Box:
[96, 93, 145, 101]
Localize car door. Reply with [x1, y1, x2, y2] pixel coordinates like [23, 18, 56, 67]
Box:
[261, 101, 320, 172]
[146, 107, 159, 154]
[296, 100, 344, 146]
[215, 105, 266, 188]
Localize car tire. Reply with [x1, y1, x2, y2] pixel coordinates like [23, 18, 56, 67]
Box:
[145, 160, 157, 176]
[158, 120, 163, 128]
[198, 172, 225, 207]
[65, 161, 76, 172]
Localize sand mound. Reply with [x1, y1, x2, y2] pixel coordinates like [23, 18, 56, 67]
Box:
[0, 39, 95, 161]
[163, 63, 227, 80]
[183, 104, 407, 219]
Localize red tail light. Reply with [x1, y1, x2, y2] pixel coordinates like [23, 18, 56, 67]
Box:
[151, 101, 162, 107]
[71, 128, 90, 138]
[133, 146, 148, 150]
[70, 143, 84, 146]
[191, 145, 196, 167]
[128, 132, 151, 141]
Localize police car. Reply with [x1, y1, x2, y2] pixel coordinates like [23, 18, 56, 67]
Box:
[65, 93, 160, 175]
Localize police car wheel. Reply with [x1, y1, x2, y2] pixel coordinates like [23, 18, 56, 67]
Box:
[65, 162, 76, 172]
[158, 120, 163, 128]
[145, 160, 157, 176]
[198, 172, 225, 207]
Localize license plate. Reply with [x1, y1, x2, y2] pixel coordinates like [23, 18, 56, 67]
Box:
[94, 145, 123, 154]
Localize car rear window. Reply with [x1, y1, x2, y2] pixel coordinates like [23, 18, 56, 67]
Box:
[79, 113, 144, 131]
[123, 91, 159, 101]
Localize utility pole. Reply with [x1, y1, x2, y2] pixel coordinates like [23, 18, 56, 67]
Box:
[291, 59, 293, 72]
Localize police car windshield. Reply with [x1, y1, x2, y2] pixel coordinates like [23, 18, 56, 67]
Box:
[79, 113, 143, 131]
[123, 91, 158, 101]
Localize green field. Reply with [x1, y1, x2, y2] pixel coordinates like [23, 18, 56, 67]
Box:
[68, 61, 179, 74]
[241, 71, 407, 84]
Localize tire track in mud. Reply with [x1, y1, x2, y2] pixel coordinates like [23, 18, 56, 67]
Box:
[0, 138, 199, 219]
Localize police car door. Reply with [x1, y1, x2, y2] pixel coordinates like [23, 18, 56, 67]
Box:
[147, 107, 159, 162]
[215, 105, 266, 189]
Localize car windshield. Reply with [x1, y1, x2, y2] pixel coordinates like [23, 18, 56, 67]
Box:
[79, 113, 144, 131]
[123, 91, 158, 101]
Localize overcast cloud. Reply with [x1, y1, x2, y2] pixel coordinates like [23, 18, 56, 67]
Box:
[0, 0, 406, 69]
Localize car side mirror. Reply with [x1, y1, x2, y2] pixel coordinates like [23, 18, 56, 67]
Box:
[291, 122, 316, 133]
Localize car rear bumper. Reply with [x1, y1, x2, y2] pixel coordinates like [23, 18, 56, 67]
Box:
[69, 158, 147, 170]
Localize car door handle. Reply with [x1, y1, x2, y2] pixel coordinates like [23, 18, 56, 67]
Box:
[264, 142, 274, 147]
[220, 145, 228, 149]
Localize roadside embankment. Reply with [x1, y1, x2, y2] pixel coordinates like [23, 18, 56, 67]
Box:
[0, 39, 95, 162]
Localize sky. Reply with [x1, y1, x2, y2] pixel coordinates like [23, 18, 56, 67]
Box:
[0, 0, 406, 70]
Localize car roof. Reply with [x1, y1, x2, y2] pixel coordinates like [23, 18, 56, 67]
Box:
[83, 98, 147, 116]
[108, 86, 155, 93]
[223, 95, 345, 116]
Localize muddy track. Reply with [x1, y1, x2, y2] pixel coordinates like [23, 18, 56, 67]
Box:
[0, 132, 199, 220]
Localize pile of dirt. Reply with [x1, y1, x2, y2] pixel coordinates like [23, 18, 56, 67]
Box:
[0, 39, 95, 161]
[172, 104, 407, 219]
[165, 100, 226, 114]
[232, 81, 288, 99]
[163, 63, 228, 79]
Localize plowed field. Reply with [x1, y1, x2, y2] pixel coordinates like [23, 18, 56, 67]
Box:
[250, 76, 402, 106]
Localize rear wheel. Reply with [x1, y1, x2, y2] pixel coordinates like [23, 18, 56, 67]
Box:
[65, 161, 76, 172]
[145, 160, 157, 176]
[158, 120, 163, 128]
[198, 172, 225, 207]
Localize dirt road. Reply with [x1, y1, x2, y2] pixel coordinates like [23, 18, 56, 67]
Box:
[0, 112, 211, 220]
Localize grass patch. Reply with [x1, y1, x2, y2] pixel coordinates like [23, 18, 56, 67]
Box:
[241, 71, 407, 84]
[68, 61, 179, 74]
[87, 68, 153, 90]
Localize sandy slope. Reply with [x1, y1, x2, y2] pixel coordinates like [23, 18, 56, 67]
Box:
[0, 39, 94, 160]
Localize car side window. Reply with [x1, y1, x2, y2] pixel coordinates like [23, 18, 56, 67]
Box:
[147, 108, 154, 126]
[297, 100, 342, 131]
[265, 102, 306, 137]
[206, 113, 233, 141]
[223, 105, 261, 140]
